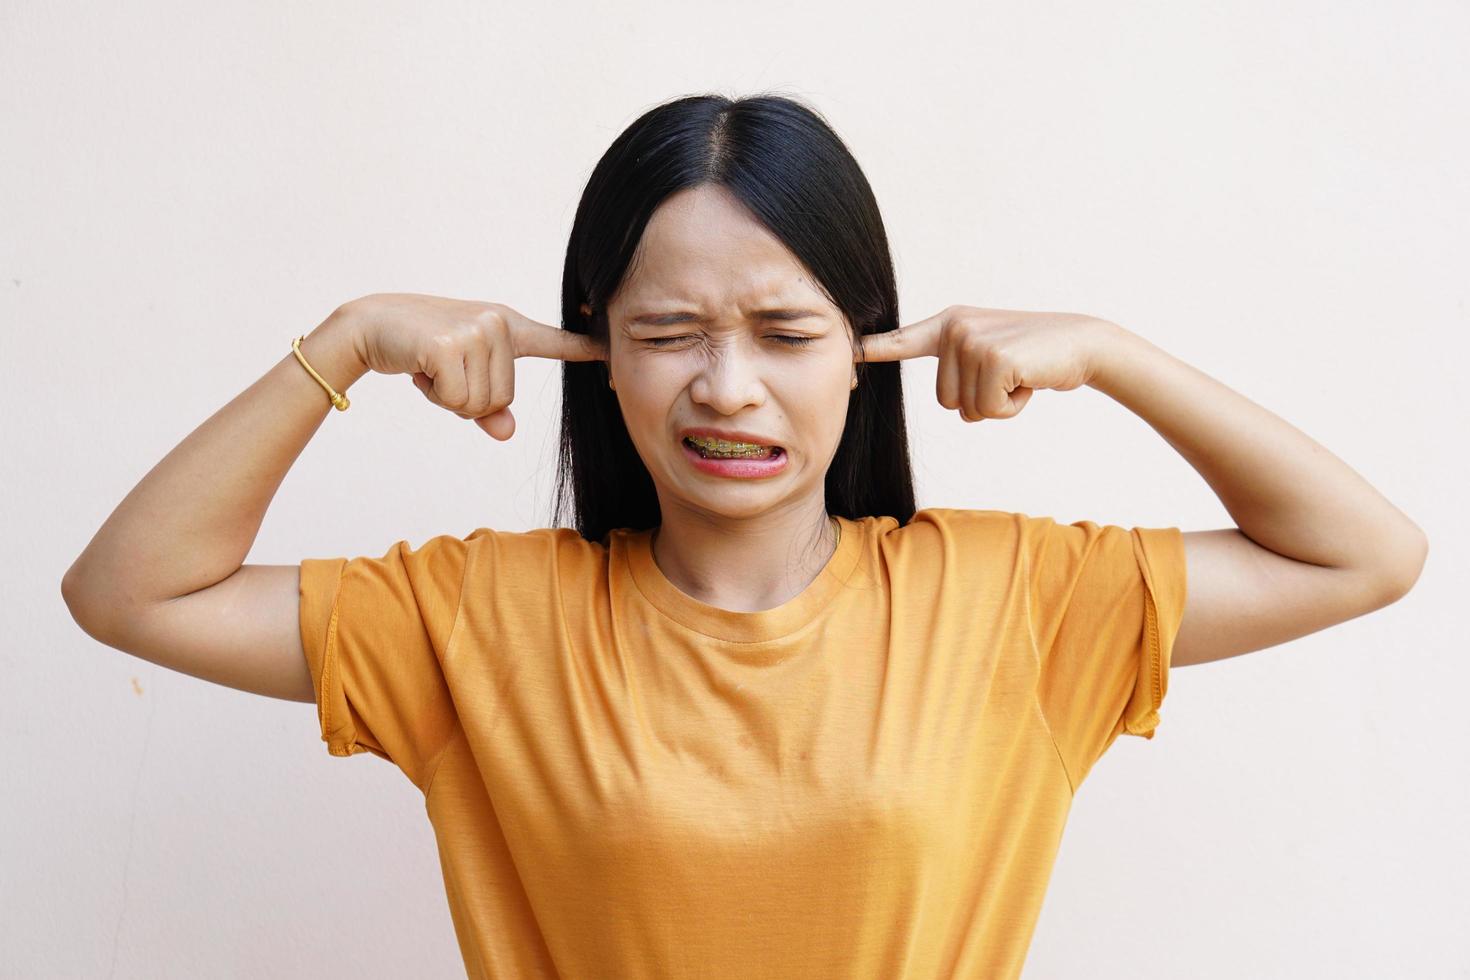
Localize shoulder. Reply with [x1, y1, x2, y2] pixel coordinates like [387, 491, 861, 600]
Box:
[459, 524, 611, 575]
[902, 509, 1153, 554]
[876, 509, 1118, 583]
[862, 509, 1035, 589]
[360, 526, 608, 580]
[883, 507, 1033, 548]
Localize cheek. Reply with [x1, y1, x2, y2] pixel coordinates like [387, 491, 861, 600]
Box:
[614, 377, 678, 444]
[774, 368, 854, 437]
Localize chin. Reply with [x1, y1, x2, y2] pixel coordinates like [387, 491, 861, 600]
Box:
[660, 469, 804, 519]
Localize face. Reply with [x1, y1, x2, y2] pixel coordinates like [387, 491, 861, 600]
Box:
[595, 184, 857, 524]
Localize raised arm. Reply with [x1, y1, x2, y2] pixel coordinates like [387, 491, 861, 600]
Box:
[60, 303, 372, 700]
[1085, 321, 1427, 666]
[859, 304, 1428, 670]
[61, 294, 606, 700]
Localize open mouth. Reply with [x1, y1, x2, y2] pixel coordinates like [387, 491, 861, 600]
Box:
[681, 436, 784, 460]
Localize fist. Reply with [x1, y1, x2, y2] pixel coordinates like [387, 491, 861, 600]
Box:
[858, 305, 1114, 422]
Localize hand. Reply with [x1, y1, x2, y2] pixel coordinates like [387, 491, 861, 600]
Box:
[858, 305, 1115, 422]
[343, 292, 607, 440]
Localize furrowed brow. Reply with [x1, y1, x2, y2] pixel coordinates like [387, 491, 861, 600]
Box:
[630, 309, 823, 326]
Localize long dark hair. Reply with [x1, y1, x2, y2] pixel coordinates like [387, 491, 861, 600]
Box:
[551, 92, 916, 543]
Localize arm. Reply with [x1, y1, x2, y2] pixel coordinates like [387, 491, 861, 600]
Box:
[1086, 320, 1428, 665]
[61, 294, 587, 701]
[859, 304, 1428, 668]
[1087, 321, 1426, 581]
[61, 304, 370, 629]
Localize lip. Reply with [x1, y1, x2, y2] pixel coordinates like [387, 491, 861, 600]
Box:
[678, 426, 784, 447]
[680, 438, 789, 478]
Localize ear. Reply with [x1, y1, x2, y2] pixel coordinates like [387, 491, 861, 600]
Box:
[847, 320, 865, 360]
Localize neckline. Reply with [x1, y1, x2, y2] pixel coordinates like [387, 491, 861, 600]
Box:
[616, 515, 864, 643]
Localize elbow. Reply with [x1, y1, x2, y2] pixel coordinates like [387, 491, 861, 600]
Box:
[1375, 528, 1429, 605]
[61, 563, 91, 612]
[61, 567, 114, 643]
[60, 566, 86, 618]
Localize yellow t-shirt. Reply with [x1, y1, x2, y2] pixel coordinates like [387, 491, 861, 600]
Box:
[299, 507, 1187, 979]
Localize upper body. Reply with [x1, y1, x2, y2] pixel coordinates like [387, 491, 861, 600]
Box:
[294, 182, 1198, 979]
[66, 98, 1424, 980]
[298, 506, 1187, 979]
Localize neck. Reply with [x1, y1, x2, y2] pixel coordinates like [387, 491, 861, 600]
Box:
[648, 499, 839, 613]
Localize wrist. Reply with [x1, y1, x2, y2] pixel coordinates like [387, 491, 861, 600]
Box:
[1083, 318, 1148, 394]
[301, 305, 372, 393]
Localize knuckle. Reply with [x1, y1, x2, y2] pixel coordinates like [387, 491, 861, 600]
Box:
[957, 334, 987, 358]
[942, 318, 973, 346]
[475, 303, 510, 333]
[482, 319, 514, 355]
[981, 343, 1009, 365]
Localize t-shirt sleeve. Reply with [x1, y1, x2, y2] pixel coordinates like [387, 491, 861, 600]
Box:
[298, 531, 473, 791]
[1026, 515, 1189, 792]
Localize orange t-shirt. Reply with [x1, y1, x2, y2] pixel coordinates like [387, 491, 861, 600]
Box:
[299, 508, 1187, 979]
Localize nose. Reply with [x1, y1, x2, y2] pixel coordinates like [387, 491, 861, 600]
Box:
[689, 342, 765, 415]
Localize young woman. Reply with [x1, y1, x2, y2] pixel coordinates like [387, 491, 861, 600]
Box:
[62, 94, 1427, 979]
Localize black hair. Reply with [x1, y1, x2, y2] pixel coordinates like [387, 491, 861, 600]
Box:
[551, 91, 916, 543]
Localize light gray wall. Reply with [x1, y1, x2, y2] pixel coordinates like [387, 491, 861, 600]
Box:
[7, 1, 1466, 976]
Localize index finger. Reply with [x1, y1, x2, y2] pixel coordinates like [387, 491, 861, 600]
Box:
[857, 311, 944, 363]
[540, 325, 609, 362]
[505, 312, 609, 362]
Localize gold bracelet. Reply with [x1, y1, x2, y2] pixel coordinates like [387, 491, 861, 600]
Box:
[291, 335, 350, 411]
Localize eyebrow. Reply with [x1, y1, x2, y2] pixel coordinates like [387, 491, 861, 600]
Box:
[629, 309, 824, 326]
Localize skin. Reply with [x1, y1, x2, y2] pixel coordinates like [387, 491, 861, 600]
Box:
[59, 182, 1426, 701]
[596, 184, 858, 612]
[583, 183, 1428, 660]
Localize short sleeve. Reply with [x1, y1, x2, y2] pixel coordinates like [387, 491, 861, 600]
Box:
[298, 532, 474, 791]
[1026, 516, 1188, 793]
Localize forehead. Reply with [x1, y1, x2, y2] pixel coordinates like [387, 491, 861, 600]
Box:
[616, 185, 834, 311]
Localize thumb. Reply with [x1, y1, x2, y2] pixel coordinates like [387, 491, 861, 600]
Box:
[474, 407, 516, 441]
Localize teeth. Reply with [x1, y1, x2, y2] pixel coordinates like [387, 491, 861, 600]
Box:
[685, 435, 777, 458]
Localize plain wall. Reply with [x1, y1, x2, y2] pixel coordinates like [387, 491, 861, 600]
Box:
[5, 1, 1466, 976]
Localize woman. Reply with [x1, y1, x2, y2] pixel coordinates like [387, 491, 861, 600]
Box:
[62, 94, 1427, 979]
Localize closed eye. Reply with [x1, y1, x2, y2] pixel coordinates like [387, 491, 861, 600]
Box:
[644, 335, 815, 347]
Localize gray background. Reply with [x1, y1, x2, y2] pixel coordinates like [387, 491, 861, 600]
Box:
[6, 1, 1466, 976]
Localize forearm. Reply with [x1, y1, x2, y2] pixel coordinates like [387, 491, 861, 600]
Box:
[62, 303, 371, 619]
[1086, 320, 1427, 581]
